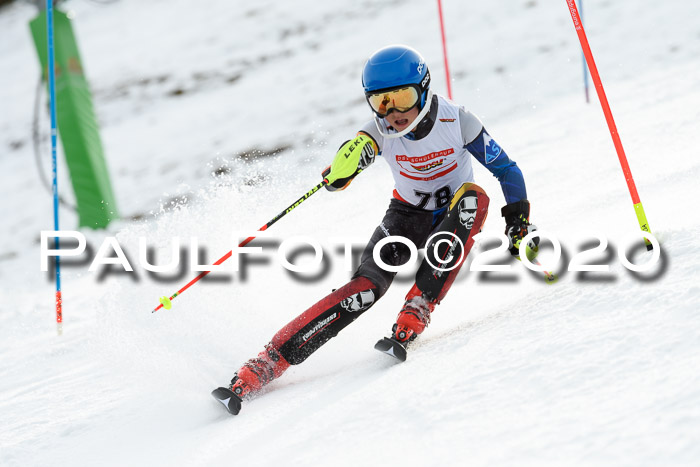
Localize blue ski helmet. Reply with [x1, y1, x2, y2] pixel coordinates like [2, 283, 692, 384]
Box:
[362, 45, 431, 111]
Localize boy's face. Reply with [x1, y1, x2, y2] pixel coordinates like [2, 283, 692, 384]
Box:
[385, 105, 421, 132]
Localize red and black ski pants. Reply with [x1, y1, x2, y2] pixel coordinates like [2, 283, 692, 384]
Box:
[270, 183, 489, 365]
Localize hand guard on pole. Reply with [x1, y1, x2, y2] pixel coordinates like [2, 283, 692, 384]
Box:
[502, 199, 539, 259]
[322, 134, 377, 191]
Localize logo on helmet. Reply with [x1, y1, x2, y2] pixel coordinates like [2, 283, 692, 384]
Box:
[421, 71, 430, 89]
[417, 60, 425, 75]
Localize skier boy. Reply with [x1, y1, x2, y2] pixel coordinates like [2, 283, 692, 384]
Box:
[213, 45, 537, 414]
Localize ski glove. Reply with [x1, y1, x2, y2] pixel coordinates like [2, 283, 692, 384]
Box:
[322, 134, 377, 191]
[501, 199, 539, 258]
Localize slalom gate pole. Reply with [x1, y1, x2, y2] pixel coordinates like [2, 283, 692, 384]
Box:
[47, 0, 63, 334]
[579, 0, 590, 103]
[565, 0, 653, 249]
[436, 0, 453, 99]
[152, 181, 328, 313]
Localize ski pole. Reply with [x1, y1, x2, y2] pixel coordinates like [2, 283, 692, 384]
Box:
[516, 242, 558, 284]
[565, 0, 653, 249]
[532, 258, 557, 284]
[152, 180, 328, 313]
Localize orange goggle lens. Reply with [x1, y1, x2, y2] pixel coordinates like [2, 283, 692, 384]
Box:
[366, 87, 419, 117]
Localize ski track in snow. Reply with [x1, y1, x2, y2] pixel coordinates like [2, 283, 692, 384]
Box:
[1, 0, 700, 465]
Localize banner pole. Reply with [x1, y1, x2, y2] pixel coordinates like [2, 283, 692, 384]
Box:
[579, 0, 590, 103]
[47, 0, 63, 334]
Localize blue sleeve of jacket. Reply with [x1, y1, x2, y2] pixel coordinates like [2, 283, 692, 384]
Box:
[465, 128, 527, 204]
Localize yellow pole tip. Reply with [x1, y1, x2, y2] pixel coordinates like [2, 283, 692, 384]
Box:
[159, 296, 172, 310]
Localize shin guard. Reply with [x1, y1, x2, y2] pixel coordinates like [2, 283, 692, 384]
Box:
[270, 276, 380, 365]
[415, 183, 490, 303]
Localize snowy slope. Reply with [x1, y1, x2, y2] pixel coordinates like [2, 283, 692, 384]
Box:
[1, 0, 700, 466]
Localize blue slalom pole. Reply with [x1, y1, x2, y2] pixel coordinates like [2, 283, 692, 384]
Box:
[579, 0, 590, 103]
[47, 0, 63, 334]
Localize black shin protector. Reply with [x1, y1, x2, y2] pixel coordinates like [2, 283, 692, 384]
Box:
[271, 276, 381, 365]
[414, 183, 490, 302]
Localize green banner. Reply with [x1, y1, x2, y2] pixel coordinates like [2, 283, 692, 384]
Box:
[30, 9, 118, 229]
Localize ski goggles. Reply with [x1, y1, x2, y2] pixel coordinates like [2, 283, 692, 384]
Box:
[365, 86, 420, 118]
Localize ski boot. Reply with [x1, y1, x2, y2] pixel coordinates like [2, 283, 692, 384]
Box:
[211, 374, 247, 415]
[212, 344, 290, 415]
[375, 285, 436, 362]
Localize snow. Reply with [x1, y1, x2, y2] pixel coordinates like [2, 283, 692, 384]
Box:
[1, 0, 699, 465]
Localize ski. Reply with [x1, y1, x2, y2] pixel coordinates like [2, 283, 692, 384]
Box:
[211, 387, 243, 415]
[374, 336, 408, 362]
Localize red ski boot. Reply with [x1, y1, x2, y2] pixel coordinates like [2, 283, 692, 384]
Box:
[375, 285, 437, 361]
[394, 284, 436, 344]
[212, 344, 290, 415]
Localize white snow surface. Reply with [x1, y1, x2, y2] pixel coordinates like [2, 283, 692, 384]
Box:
[1, 0, 699, 465]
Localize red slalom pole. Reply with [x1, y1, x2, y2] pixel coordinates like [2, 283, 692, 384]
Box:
[436, 0, 453, 99]
[564, 0, 652, 248]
